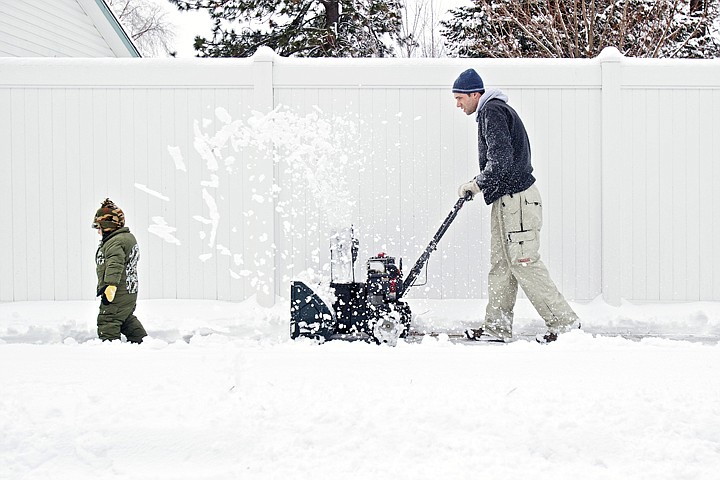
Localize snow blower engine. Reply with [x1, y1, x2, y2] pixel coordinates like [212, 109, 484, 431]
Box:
[290, 194, 471, 346]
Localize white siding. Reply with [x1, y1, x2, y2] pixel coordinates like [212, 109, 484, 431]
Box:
[0, 0, 116, 57]
[0, 53, 719, 304]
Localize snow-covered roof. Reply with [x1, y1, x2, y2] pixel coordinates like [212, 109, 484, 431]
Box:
[0, 0, 140, 58]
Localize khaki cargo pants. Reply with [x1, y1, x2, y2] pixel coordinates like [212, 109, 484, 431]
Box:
[97, 292, 147, 343]
[482, 184, 578, 339]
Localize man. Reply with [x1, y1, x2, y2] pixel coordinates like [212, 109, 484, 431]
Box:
[454, 68, 579, 343]
[93, 198, 147, 344]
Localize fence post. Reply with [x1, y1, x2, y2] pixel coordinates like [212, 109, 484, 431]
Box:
[599, 47, 623, 306]
[251, 47, 276, 307]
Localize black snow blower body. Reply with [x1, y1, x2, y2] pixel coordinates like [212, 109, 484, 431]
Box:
[290, 194, 471, 346]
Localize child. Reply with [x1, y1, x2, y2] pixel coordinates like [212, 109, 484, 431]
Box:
[92, 198, 147, 343]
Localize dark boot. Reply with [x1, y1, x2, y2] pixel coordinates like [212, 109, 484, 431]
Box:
[536, 332, 558, 344]
[464, 328, 507, 342]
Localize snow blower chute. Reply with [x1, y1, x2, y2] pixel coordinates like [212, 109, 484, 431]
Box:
[290, 194, 471, 345]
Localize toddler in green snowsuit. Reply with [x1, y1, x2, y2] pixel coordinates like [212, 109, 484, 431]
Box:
[92, 198, 147, 343]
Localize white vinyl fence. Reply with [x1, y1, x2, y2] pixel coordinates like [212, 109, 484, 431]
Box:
[1, 48, 719, 305]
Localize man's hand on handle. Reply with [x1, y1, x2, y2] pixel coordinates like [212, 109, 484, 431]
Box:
[458, 179, 481, 200]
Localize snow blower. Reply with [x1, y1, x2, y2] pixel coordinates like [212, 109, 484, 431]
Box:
[290, 193, 471, 346]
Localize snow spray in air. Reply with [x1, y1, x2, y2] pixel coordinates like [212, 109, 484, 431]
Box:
[157, 105, 365, 295]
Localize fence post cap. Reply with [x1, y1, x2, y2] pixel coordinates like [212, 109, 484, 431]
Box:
[597, 46, 624, 62]
[253, 46, 278, 62]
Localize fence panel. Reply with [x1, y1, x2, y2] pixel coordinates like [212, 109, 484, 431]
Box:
[0, 53, 719, 304]
[616, 59, 720, 303]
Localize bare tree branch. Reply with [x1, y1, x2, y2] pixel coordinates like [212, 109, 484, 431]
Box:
[107, 0, 176, 56]
[442, 0, 720, 59]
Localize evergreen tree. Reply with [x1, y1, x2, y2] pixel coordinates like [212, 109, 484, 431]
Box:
[169, 0, 411, 57]
[441, 0, 720, 58]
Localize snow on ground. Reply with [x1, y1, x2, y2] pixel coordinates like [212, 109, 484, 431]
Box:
[1, 297, 719, 479]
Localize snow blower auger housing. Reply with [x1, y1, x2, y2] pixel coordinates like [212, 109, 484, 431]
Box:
[291, 194, 471, 346]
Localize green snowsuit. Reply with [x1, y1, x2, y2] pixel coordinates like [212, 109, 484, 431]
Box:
[95, 227, 147, 343]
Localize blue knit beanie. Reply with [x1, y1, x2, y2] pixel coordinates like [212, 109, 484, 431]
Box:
[452, 69, 484, 94]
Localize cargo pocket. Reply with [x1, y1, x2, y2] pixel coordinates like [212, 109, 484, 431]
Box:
[507, 230, 539, 265]
[520, 187, 543, 231]
[500, 194, 522, 232]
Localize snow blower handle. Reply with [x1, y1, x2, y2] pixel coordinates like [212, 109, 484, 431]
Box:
[398, 194, 471, 298]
